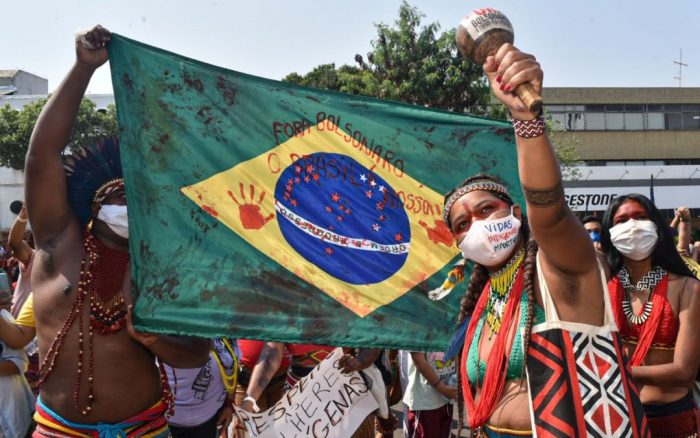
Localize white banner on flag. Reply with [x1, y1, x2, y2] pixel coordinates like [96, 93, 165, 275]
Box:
[236, 348, 381, 438]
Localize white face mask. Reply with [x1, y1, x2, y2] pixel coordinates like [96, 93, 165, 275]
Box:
[97, 204, 129, 239]
[609, 219, 658, 261]
[458, 208, 521, 266]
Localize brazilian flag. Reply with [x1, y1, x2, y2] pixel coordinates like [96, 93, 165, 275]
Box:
[108, 34, 521, 350]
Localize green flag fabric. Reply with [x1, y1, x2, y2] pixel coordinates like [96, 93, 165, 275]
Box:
[108, 34, 521, 351]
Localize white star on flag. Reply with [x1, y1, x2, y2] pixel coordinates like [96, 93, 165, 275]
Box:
[378, 185, 385, 192]
[370, 180, 377, 187]
[372, 223, 381, 232]
[360, 174, 367, 182]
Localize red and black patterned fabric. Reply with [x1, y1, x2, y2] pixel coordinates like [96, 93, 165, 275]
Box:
[527, 254, 651, 437]
[527, 327, 650, 437]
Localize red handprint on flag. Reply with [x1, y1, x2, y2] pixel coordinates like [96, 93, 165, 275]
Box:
[227, 183, 274, 230]
[418, 219, 453, 247]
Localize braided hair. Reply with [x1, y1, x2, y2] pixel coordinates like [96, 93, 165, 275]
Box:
[446, 174, 539, 431]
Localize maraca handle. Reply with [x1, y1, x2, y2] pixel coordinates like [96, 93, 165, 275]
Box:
[515, 82, 542, 114]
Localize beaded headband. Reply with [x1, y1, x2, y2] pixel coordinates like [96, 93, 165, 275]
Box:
[442, 180, 511, 226]
[93, 178, 125, 206]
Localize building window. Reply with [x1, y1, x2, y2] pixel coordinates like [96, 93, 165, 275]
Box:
[606, 113, 624, 130]
[544, 102, 700, 131]
[647, 113, 664, 130]
[683, 112, 700, 129]
[666, 113, 683, 130]
[586, 112, 605, 130]
[623, 113, 644, 130]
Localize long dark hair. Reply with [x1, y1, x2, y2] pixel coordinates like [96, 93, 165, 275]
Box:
[601, 193, 693, 277]
[447, 174, 538, 429]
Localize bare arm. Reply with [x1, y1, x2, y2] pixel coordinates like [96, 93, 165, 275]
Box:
[242, 342, 284, 411]
[484, 44, 597, 277]
[632, 279, 700, 387]
[25, 26, 111, 246]
[0, 360, 21, 376]
[676, 207, 691, 256]
[338, 348, 381, 373]
[670, 214, 680, 229]
[410, 352, 456, 400]
[149, 336, 211, 368]
[8, 207, 32, 265]
[124, 305, 210, 368]
[0, 317, 35, 350]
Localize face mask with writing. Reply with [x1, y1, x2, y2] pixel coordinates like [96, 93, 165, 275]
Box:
[609, 218, 658, 261]
[458, 207, 521, 266]
[97, 204, 129, 239]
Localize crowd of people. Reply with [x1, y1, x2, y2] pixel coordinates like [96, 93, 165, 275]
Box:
[0, 25, 699, 438]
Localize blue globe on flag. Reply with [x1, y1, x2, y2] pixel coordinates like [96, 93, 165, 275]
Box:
[274, 152, 411, 285]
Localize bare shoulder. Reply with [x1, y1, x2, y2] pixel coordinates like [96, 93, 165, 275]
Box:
[685, 275, 700, 294]
[668, 272, 700, 291]
[668, 273, 700, 313]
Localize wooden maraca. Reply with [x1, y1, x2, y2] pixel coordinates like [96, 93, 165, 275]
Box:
[456, 8, 542, 114]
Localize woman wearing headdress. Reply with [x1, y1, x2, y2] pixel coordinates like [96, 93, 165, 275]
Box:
[442, 44, 644, 437]
[602, 194, 700, 436]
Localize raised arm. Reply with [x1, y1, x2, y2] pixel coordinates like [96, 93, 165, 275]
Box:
[675, 207, 691, 256]
[483, 44, 596, 277]
[25, 26, 111, 246]
[8, 205, 32, 265]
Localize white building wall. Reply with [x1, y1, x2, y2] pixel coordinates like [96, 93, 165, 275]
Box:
[13, 71, 48, 95]
[564, 164, 700, 211]
[0, 167, 25, 231]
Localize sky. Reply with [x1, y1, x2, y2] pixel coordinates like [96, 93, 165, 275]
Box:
[3, 0, 699, 94]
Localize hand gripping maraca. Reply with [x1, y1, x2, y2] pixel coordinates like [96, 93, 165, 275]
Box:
[456, 8, 542, 114]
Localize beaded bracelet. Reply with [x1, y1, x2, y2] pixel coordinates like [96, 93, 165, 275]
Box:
[511, 112, 546, 139]
[243, 396, 260, 413]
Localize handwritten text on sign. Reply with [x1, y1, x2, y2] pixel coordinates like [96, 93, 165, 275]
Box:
[237, 348, 378, 438]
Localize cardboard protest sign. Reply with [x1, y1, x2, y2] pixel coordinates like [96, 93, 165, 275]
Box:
[236, 348, 382, 438]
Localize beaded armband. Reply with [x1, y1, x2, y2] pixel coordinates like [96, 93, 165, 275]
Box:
[511, 113, 546, 139]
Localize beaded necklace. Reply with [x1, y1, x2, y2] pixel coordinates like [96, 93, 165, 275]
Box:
[610, 266, 670, 366]
[37, 231, 171, 416]
[484, 247, 525, 339]
[618, 266, 667, 325]
[212, 338, 239, 394]
[460, 264, 526, 430]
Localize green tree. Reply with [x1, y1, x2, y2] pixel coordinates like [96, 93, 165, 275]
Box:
[0, 98, 117, 170]
[284, 1, 581, 179]
[284, 1, 490, 113]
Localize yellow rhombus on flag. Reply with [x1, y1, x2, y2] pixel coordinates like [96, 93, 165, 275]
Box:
[182, 121, 460, 317]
